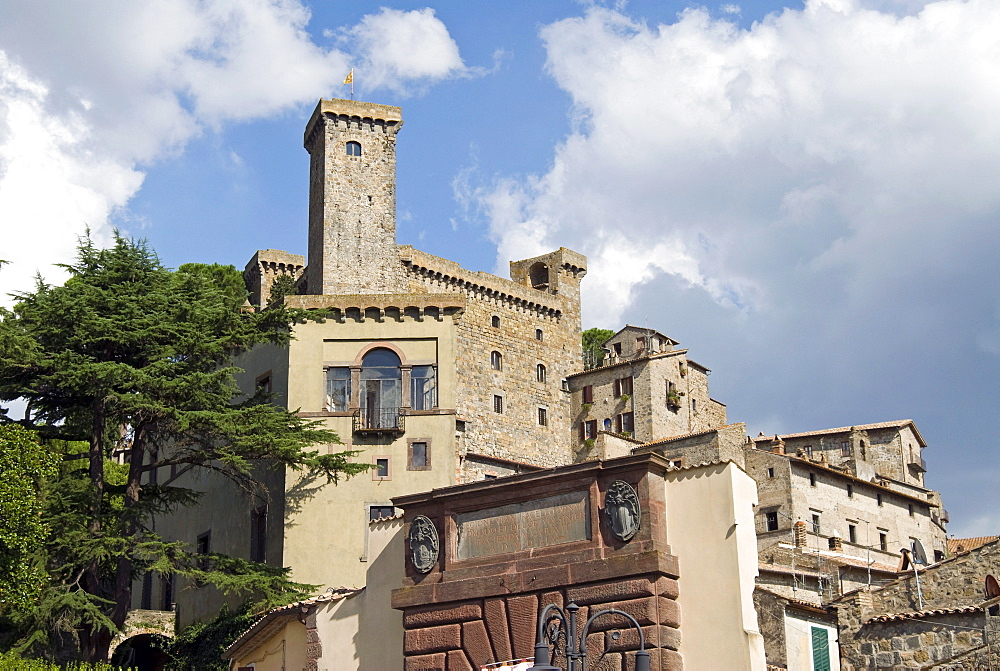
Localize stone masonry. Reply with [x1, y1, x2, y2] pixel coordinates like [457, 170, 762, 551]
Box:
[835, 539, 1000, 669]
[392, 455, 683, 670]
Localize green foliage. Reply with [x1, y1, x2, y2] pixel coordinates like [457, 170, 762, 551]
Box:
[267, 274, 298, 307]
[582, 328, 615, 367]
[167, 603, 256, 671]
[0, 233, 365, 661]
[0, 426, 56, 616]
[0, 652, 122, 669]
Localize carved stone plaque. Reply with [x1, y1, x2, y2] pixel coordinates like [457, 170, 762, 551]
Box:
[604, 480, 640, 542]
[407, 515, 439, 573]
[455, 491, 590, 560]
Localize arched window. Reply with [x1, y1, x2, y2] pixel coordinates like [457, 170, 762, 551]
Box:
[491, 315, 500, 328]
[491, 351, 502, 371]
[536, 363, 546, 383]
[361, 349, 401, 429]
[535, 328, 543, 341]
[346, 141, 362, 157]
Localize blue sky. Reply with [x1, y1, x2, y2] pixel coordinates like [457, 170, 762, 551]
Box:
[1, 0, 998, 537]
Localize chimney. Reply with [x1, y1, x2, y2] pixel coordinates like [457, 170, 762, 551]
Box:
[828, 535, 843, 552]
[793, 521, 807, 547]
[771, 436, 785, 455]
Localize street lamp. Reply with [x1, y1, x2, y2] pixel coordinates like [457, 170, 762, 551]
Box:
[529, 601, 651, 671]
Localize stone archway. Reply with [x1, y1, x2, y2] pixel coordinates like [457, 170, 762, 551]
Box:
[109, 609, 175, 669]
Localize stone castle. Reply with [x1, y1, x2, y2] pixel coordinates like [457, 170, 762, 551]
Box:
[136, 97, 989, 671]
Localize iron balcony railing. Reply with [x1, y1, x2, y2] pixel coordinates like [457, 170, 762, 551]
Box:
[353, 407, 405, 435]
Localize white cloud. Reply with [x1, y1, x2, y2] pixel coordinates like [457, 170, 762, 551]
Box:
[0, 1, 468, 303]
[482, 0, 1000, 330]
[342, 8, 467, 95]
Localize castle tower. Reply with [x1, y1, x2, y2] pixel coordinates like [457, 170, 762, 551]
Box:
[303, 99, 405, 296]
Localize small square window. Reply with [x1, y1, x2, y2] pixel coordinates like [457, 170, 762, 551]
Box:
[493, 395, 503, 414]
[373, 457, 390, 480]
[840, 441, 850, 457]
[408, 441, 430, 471]
[537, 408, 548, 426]
[369, 505, 395, 521]
[491, 315, 500, 328]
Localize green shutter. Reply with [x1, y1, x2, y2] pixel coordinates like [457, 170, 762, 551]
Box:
[811, 626, 831, 671]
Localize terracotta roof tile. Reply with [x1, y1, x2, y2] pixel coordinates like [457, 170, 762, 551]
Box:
[762, 420, 925, 446]
[867, 605, 982, 624]
[948, 536, 1000, 555]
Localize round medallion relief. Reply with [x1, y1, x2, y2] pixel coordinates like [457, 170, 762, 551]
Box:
[604, 480, 641, 542]
[407, 515, 439, 573]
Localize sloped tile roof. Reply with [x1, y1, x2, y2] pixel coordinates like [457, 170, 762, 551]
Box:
[947, 536, 1000, 555]
[867, 605, 982, 624]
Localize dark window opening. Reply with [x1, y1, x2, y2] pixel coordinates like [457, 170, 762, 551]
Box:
[536, 363, 546, 383]
[161, 575, 175, 611]
[767, 468, 775, 478]
[535, 328, 543, 341]
[491, 315, 500, 328]
[581, 419, 597, 440]
[346, 141, 362, 156]
[493, 395, 503, 414]
[374, 458, 390, 479]
[809, 473, 817, 487]
[847, 484, 854, 498]
[613, 376, 633, 398]
[538, 408, 548, 426]
[766, 511, 779, 532]
[848, 524, 857, 544]
[370, 505, 395, 521]
[491, 351, 502, 371]
[615, 412, 634, 434]
[877, 492, 884, 506]
[811, 514, 821, 535]
[840, 441, 850, 457]
[582, 385, 593, 404]
[408, 441, 430, 470]
[879, 533, 888, 552]
[529, 262, 549, 290]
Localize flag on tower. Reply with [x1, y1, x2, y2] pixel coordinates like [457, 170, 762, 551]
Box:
[344, 69, 354, 85]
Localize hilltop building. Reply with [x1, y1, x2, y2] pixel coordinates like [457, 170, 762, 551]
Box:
[146, 99, 587, 625]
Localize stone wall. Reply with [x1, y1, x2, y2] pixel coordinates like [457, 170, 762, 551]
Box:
[568, 350, 726, 448]
[304, 98, 406, 296]
[392, 455, 684, 670]
[836, 540, 1000, 670]
[402, 246, 584, 470]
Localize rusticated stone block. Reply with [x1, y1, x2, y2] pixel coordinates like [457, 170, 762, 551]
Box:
[405, 624, 461, 655]
[587, 597, 665, 631]
[655, 576, 679, 600]
[568, 577, 657, 605]
[446, 650, 473, 671]
[587, 624, 679, 653]
[659, 597, 680, 628]
[507, 593, 539, 658]
[404, 602, 482, 629]
[589, 650, 623, 671]
[461, 620, 493, 668]
[484, 598, 512, 661]
[405, 652, 447, 670]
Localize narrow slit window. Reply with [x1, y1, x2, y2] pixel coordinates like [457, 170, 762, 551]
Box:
[491, 351, 502, 371]
[536, 363, 546, 383]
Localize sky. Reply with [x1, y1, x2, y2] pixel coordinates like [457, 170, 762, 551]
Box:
[1, 0, 997, 537]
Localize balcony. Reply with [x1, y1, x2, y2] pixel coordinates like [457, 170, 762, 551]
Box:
[908, 455, 927, 473]
[353, 407, 405, 437]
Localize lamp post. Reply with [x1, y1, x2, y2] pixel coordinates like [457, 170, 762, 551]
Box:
[528, 601, 651, 671]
